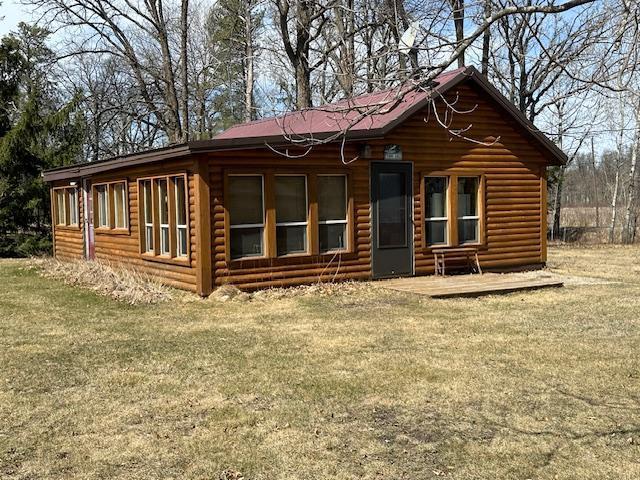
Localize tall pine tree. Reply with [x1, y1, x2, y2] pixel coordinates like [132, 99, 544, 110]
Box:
[0, 24, 84, 256]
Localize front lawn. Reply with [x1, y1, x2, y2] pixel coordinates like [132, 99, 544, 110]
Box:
[1, 246, 639, 479]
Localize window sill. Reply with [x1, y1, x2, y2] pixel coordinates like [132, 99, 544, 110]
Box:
[95, 227, 130, 236]
[55, 224, 81, 231]
[141, 253, 192, 267]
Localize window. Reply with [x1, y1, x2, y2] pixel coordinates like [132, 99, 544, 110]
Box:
[55, 189, 66, 225]
[425, 177, 448, 245]
[53, 187, 79, 227]
[422, 174, 483, 248]
[96, 185, 109, 228]
[113, 183, 127, 229]
[318, 175, 348, 252]
[94, 181, 128, 230]
[457, 177, 480, 244]
[228, 175, 264, 259]
[68, 188, 78, 226]
[175, 176, 188, 258]
[141, 180, 154, 253]
[225, 171, 353, 262]
[275, 175, 308, 256]
[138, 174, 189, 261]
[158, 179, 170, 255]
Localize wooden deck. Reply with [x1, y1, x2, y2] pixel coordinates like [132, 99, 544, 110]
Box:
[382, 273, 563, 299]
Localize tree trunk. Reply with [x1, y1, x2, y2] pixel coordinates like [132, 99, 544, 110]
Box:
[243, 0, 255, 122]
[610, 161, 620, 243]
[450, 0, 465, 68]
[552, 166, 565, 240]
[623, 100, 640, 243]
[591, 137, 599, 228]
[180, 0, 189, 141]
[481, 0, 491, 75]
[295, 60, 312, 109]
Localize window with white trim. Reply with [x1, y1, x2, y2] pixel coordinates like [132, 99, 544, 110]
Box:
[228, 175, 264, 259]
[54, 187, 79, 227]
[96, 185, 109, 228]
[55, 189, 66, 225]
[175, 176, 188, 258]
[275, 175, 308, 256]
[113, 182, 127, 229]
[158, 178, 170, 255]
[94, 181, 128, 230]
[141, 180, 154, 253]
[425, 176, 448, 246]
[457, 176, 480, 244]
[138, 174, 189, 261]
[317, 175, 348, 252]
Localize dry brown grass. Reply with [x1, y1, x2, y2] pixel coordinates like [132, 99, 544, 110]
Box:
[1, 247, 640, 479]
[27, 257, 174, 304]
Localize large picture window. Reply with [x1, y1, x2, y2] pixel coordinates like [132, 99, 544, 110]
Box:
[53, 186, 79, 227]
[228, 175, 264, 259]
[457, 177, 480, 244]
[94, 180, 128, 231]
[425, 177, 448, 246]
[138, 174, 189, 261]
[275, 175, 308, 256]
[318, 175, 348, 252]
[225, 171, 353, 262]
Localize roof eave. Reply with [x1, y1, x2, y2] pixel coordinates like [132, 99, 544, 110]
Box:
[42, 144, 191, 182]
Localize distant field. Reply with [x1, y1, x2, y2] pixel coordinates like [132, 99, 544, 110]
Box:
[1, 246, 640, 479]
[557, 207, 637, 243]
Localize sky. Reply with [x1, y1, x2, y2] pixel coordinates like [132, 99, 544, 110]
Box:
[0, 0, 29, 36]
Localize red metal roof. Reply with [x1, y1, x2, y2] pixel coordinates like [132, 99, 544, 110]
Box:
[214, 68, 466, 141]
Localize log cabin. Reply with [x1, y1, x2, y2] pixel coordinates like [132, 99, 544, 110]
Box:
[43, 66, 564, 295]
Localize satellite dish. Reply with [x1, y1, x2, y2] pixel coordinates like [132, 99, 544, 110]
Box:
[399, 21, 420, 55]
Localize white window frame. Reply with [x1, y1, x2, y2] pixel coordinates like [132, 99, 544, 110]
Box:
[275, 174, 308, 256]
[55, 189, 67, 226]
[175, 176, 188, 258]
[157, 179, 170, 255]
[425, 176, 449, 246]
[457, 176, 480, 245]
[317, 174, 348, 253]
[113, 182, 127, 229]
[68, 188, 78, 226]
[229, 174, 265, 259]
[96, 185, 109, 228]
[142, 180, 154, 253]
